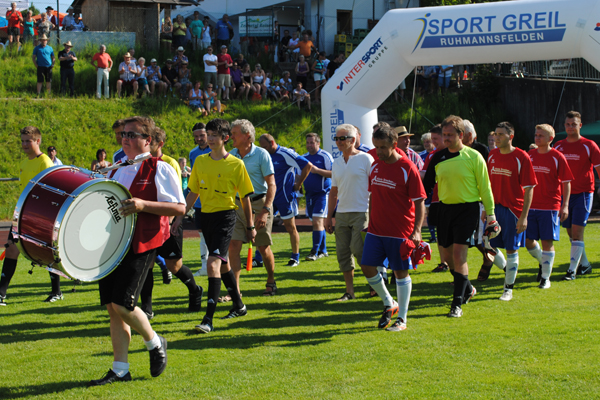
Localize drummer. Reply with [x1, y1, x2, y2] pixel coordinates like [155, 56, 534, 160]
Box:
[0, 126, 62, 306]
[89, 116, 185, 386]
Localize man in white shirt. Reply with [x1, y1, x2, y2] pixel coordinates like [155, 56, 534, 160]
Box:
[117, 52, 138, 97]
[203, 46, 218, 93]
[47, 146, 62, 165]
[292, 82, 311, 111]
[325, 124, 374, 301]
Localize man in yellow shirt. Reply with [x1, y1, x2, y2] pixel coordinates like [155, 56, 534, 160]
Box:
[0, 126, 61, 306]
[173, 118, 255, 333]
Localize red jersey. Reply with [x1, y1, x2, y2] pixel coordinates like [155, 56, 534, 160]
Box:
[528, 148, 573, 211]
[553, 137, 600, 195]
[217, 53, 233, 74]
[367, 146, 406, 162]
[488, 147, 537, 218]
[423, 148, 439, 203]
[368, 156, 426, 239]
[6, 9, 22, 27]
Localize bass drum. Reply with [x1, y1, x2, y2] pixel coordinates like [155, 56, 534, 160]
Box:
[12, 166, 136, 282]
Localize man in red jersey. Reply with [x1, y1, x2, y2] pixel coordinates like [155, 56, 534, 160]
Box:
[487, 122, 537, 301]
[525, 124, 573, 289]
[361, 125, 426, 331]
[553, 111, 600, 280]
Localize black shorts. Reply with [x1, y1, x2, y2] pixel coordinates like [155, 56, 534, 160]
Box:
[194, 207, 202, 230]
[157, 222, 183, 259]
[428, 202, 440, 227]
[37, 66, 53, 83]
[198, 210, 236, 263]
[437, 202, 480, 248]
[98, 247, 157, 311]
[7, 27, 20, 37]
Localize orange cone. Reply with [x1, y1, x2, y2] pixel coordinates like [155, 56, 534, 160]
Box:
[246, 244, 253, 271]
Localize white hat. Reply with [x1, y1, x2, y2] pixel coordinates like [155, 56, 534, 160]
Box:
[177, 46, 184, 51]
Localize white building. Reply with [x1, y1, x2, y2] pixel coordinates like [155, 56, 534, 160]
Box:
[172, 0, 419, 55]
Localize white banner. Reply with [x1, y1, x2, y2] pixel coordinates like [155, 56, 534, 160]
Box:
[239, 15, 272, 37]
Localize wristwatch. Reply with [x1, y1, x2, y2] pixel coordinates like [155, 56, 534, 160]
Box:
[262, 206, 272, 213]
[246, 226, 255, 231]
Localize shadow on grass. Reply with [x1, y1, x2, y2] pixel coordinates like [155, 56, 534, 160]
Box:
[0, 381, 91, 399]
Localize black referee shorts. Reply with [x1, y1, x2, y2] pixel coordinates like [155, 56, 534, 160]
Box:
[437, 202, 480, 248]
[198, 210, 236, 263]
[428, 202, 440, 227]
[157, 222, 183, 260]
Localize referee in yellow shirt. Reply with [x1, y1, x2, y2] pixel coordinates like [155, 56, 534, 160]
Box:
[174, 119, 255, 333]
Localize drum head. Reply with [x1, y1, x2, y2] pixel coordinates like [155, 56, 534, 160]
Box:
[57, 181, 135, 282]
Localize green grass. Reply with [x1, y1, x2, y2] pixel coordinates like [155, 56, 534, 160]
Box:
[1, 225, 600, 399]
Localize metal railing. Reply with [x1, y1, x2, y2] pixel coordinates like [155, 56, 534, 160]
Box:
[495, 58, 600, 82]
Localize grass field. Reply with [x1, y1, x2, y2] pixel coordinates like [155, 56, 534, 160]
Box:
[1, 225, 599, 399]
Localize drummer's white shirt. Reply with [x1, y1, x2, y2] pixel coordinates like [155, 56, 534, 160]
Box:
[111, 152, 185, 204]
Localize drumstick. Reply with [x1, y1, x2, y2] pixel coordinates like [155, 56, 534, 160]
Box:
[0, 177, 18, 182]
[246, 243, 252, 271]
[98, 154, 152, 174]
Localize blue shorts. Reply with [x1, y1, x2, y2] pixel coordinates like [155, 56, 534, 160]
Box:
[526, 209, 560, 241]
[273, 192, 298, 220]
[361, 233, 413, 271]
[561, 192, 592, 228]
[438, 75, 451, 88]
[490, 204, 525, 251]
[305, 191, 328, 219]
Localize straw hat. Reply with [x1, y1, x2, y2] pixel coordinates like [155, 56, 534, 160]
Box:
[63, 41, 73, 47]
[394, 126, 413, 137]
[39, 34, 49, 41]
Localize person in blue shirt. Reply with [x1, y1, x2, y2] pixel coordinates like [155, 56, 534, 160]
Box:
[215, 14, 233, 49]
[303, 133, 333, 261]
[32, 34, 55, 96]
[259, 134, 313, 267]
[189, 122, 212, 277]
[353, 125, 372, 153]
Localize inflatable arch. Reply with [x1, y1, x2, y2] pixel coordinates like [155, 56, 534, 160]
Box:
[321, 0, 600, 158]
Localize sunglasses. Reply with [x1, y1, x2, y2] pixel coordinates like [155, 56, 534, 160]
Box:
[333, 136, 353, 141]
[122, 131, 149, 139]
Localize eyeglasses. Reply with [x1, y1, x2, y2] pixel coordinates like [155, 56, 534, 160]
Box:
[207, 86, 213, 88]
[122, 131, 149, 139]
[333, 136, 353, 141]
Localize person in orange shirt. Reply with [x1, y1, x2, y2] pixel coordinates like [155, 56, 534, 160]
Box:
[298, 33, 315, 59]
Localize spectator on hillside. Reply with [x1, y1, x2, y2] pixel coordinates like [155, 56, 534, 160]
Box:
[136, 57, 152, 96]
[162, 59, 180, 96]
[147, 58, 166, 96]
[327, 52, 344, 79]
[295, 55, 309, 89]
[47, 146, 62, 165]
[184, 17, 193, 46]
[36, 13, 55, 39]
[58, 41, 77, 97]
[203, 45, 218, 92]
[265, 72, 278, 100]
[91, 148, 111, 172]
[70, 14, 84, 32]
[415, 66, 428, 95]
[201, 16, 212, 50]
[251, 63, 267, 98]
[189, 11, 204, 52]
[178, 60, 192, 99]
[298, 33, 315, 59]
[43, 6, 58, 28]
[6, 3, 23, 47]
[488, 132, 497, 151]
[217, 45, 233, 100]
[61, 7, 75, 30]
[280, 71, 293, 92]
[23, 11, 34, 43]
[32, 34, 54, 96]
[240, 64, 253, 100]
[91, 44, 112, 99]
[215, 14, 233, 48]
[236, 53, 248, 70]
[438, 65, 453, 95]
[287, 31, 300, 61]
[116, 52, 138, 97]
[126, 47, 136, 63]
[173, 46, 188, 72]
[230, 62, 245, 99]
[312, 51, 327, 103]
[161, 16, 173, 51]
[418, 132, 434, 162]
[425, 65, 438, 94]
[280, 29, 292, 62]
[293, 81, 311, 111]
[172, 15, 186, 50]
[203, 83, 222, 113]
[189, 81, 208, 115]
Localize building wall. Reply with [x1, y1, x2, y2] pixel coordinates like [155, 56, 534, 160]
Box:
[81, 0, 109, 32]
[109, 2, 159, 50]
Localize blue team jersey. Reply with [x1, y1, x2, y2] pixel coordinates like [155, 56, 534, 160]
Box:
[112, 148, 126, 164]
[303, 149, 333, 194]
[189, 145, 211, 208]
[270, 145, 309, 197]
[357, 143, 372, 153]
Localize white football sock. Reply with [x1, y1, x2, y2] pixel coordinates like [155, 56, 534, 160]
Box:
[527, 242, 543, 263]
[200, 232, 208, 271]
[568, 241, 584, 273]
[395, 276, 412, 322]
[144, 332, 161, 350]
[493, 250, 507, 270]
[377, 266, 387, 281]
[366, 274, 394, 307]
[112, 361, 129, 377]
[541, 251, 555, 279]
[580, 248, 591, 267]
[504, 253, 519, 287]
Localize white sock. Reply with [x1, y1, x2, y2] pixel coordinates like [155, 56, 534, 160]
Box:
[527, 242, 543, 264]
[580, 248, 591, 267]
[377, 266, 387, 281]
[395, 276, 412, 322]
[541, 251, 555, 279]
[200, 232, 208, 271]
[493, 250, 506, 270]
[568, 241, 584, 273]
[504, 253, 519, 287]
[112, 361, 129, 377]
[366, 274, 394, 307]
[144, 332, 161, 350]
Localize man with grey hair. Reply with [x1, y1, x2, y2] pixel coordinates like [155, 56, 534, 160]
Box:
[227, 120, 278, 296]
[91, 45, 113, 99]
[462, 119, 489, 160]
[325, 124, 374, 300]
[419, 132, 433, 162]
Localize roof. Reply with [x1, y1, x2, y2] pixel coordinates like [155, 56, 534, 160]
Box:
[69, 0, 199, 9]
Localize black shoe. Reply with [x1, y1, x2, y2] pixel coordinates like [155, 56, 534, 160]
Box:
[162, 269, 172, 284]
[577, 264, 592, 276]
[0, 295, 6, 306]
[536, 264, 542, 282]
[144, 310, 154, 320]
[432, 263, 449, 273]
[189, 285, 203, 312]
[252, 259, 264, 268]
[447, 305, 463, 318]
[88, 369, 132, 386]
[221, 305, 247, 319]
[562, 270, 576, 281]
[149, 335, 167, 377]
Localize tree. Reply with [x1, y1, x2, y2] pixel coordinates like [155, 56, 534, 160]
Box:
[28, 3, 41, 15]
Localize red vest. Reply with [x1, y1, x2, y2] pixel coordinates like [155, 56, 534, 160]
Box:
[111, 158, 170, 254]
